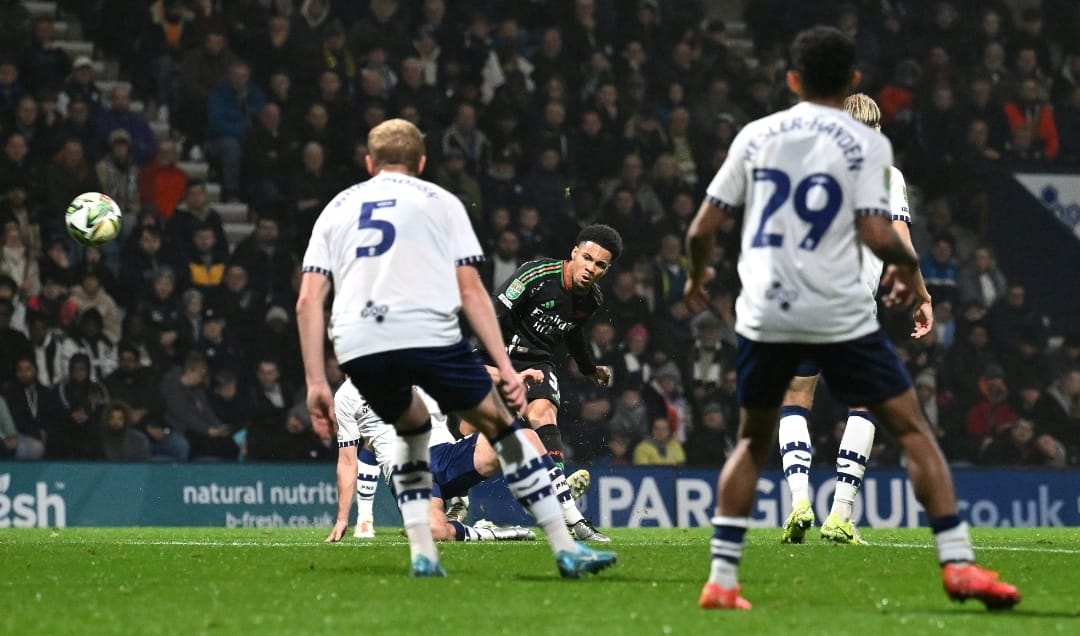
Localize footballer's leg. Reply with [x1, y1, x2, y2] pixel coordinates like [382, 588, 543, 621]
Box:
[458, 389, 615, 577]
[701, 405, 777, 610]
[526, 370, 610, 543]
[777, 369, 818, 544]
[390, 391, 444, 576]
[821, 408, 875, 545]
[354, 443, 380, 538]
[825, 331, 1020, 609]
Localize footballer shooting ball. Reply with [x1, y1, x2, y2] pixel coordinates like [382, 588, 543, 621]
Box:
[66, 192, 123, 247]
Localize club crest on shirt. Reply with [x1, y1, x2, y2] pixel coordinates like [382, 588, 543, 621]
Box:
[506, 279, 526, 300]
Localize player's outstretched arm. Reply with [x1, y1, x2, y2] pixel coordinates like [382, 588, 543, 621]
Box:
[326, 443, 359, 543]
[297, 272, 335, 432]
[858, 215, 919, 308]
[892, 220, 934, 338]
[456, 265, 526, 412]
[684, 200, 724, 312]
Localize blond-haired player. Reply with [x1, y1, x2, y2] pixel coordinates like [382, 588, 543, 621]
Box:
[298, 119, 615, 578]
[776, 93, 933, 546]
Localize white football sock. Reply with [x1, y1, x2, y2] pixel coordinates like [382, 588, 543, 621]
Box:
[709, 516, 749, 588]
[550, 466, 585, 525]
[831, 410, 876, 522]
[390, 423, 438, 563]
[778, 407, 812, 505]
[934, 519, 976, 564]
[495, 424, 577, 554]
[356, 450, 380, 523]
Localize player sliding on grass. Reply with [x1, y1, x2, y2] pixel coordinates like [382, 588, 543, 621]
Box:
[325, 381, 537, 544]
[684, 26, 1020, 610]
[298, 118, 615, 578]
[778, 92, 934, 546]
[487, 224, 624, 543]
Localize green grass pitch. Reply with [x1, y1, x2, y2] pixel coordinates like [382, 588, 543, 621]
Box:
[2, 527, 1077, 635]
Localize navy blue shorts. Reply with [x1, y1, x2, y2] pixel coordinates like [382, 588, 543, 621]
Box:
[430, 434, 485, 500]
[794, 360, 821, 377]
[736, 329, 911, 409]
[340, 340, 493, 424]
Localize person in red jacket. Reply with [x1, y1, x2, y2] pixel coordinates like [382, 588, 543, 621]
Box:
[1004, 77, 1059, 159]
[138, 139, 188, 221]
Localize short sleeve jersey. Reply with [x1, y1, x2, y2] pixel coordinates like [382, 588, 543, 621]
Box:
[858, 166, 910, 294]
[335, 382, 454, 480]
[705, 101, 895, 343]
[302, 172, 485, 362]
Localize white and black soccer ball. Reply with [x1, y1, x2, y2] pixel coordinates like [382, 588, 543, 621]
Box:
[65, 192, 122, 247]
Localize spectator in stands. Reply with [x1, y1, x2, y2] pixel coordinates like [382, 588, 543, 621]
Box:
[96, 129, 142, 228]
[633, 416, 685, 466]
[290, 141, 337, 251]
[177, 28, 236, 152]
[206, 60, 266, 202]
[138, 139, 188, 222]
[958, 245, 1007, 307]
[1002, 334, 1051, 395]
[257, 305, 302, 386]
[249, 15, 294, 88]
[987, 282, 1045, 354]
[290, 0, 332, 62]
[230, 215, 294, 303]
[136, 0, 198, 123]
[95, 84, 156, 167]
[1055, 86, 1080, 165]
[920, 236, 960, 304]
[208, 368, 252, 441]
[25, 18, 71, 93]
[688, 316, 729, 407]
[135, 267, 183, 362]
[119, 227, 174, 305]
[160, 351, 237, 461]
[45, 140, 101, 235]
[194, 306, 244, 378]
[0, 391, 44, 459]
[442, 103, 491, 177]
[1, 221, 39, 298]
[601, 153, 663, 226]
[570, 109, 619, 196]
[51, 353, 109, 459]
[965, 363, 1018, 458]
[607, 385, 649, 444]
[980, 417, 1065, 467]
[478, 229, 523, 291]
[1004, 77, 1060, 161]
[0, 133, 39, 199]
[5, 355, 58, 444]
[246, 357, 297, 460]
[167, 180, 226, 260]
[642, 361, 689, 442]
[269, 403, 335, 461]
[57, 56, 103, 117]
[27, 271, 79, 331]
[69, 270, 122, 343]
[185, 223, 227, 296]
[685, 402, 733, 467]
[99, 402, 151, 461]
[0, 275, 28, 335]
[0, 59, 26, 127]
[104, 342, 162, 434]
[58, 308, 117, 383]
[241, 103, 293, 206]
[0, 297, 31, 384]
[1032, 367, 1080, 464]
[58, 97, 97, 160]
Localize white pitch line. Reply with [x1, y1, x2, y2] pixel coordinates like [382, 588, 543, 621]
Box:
[68, 539, 1080, 555]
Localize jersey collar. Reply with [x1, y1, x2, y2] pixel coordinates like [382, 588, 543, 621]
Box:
[562, 261, 572, 291]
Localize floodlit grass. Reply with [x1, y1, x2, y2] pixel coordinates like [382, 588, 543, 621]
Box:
[1, 527, 1076, 635]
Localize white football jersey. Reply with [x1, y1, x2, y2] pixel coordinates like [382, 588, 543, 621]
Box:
[858, 166, 910, 294]
[302, 172, 485, 362]
[335, 381, 455, 480]
[705, 101, 894, 343]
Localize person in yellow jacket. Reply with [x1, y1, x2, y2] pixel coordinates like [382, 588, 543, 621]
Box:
[632, 416, 685, 466]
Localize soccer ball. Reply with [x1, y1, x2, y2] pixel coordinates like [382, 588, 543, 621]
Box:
[66, 192, 122, 247]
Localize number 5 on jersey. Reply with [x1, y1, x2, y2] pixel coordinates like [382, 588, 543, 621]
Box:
[357, 199, 397, 258]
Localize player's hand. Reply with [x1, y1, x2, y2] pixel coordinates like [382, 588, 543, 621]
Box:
[497, 365, 527, 413]
[911, 299, 934, 338]
[519, 368, 545, 385]
[683, 266, 715, 313]
[324, 519, 349, 543]
[881, 265, 917, 310]
[306, 381, 336, 438]
[589, 366, 612, 388]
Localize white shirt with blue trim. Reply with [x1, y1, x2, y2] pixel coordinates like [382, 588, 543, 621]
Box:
[705, 101, 894, 343]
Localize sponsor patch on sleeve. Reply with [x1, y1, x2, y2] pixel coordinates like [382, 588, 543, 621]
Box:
[505, 278, 525, 300]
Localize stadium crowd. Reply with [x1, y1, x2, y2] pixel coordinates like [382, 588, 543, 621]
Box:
[0, 0, 1078, 468]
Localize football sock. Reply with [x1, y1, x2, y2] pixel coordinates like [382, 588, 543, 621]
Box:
[449, 520, 493, 542]
[536, 423, 566, 469]
[356, 447, 380, 523]
[494, 420, 576, 554]
[778, 406, 812, 505]
[550, 464, 585, 525]
[931, 515, 975, 565]
[831, 410, 876, 522]
[391, 420, 438, 563]
[709, 516, 749, 588]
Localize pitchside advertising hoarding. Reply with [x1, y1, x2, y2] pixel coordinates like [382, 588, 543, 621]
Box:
[0, 463, 1077, 528]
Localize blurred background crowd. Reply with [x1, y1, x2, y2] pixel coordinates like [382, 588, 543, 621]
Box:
[0, 0, 1077, 469]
